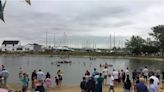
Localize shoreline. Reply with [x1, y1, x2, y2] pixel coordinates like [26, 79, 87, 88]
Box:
[8, 84, 164, 92]
[0, 54, 164, 62]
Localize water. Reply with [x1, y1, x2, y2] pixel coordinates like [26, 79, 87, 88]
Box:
[0, 56, 164, 86]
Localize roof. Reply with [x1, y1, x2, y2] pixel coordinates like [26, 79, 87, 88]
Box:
[2, 40, 19, 45]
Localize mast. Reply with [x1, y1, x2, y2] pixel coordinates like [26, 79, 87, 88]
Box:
[46, 32, 48, 48]
[53, 33, 55, 47]
[110, 34, 112, 49]
[114, 32, 115, 48]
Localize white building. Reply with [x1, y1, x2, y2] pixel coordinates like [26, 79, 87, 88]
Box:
[23, 43, 42, 52]
[1, 40, 21, 52]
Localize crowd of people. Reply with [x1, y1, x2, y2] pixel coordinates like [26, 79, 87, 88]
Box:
[19, 68, 63, 92]
[80, 65, 164, 92]
[0, 65, 63, 92]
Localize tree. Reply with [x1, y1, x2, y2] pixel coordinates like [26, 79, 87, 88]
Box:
[150, 25, 164, 56]
[125, 35, 145, 54]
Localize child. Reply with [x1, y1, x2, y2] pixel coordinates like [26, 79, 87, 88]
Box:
[45, 77, 52, 92]
[55, 76, 59, 87]
[109, 74, 114, 92]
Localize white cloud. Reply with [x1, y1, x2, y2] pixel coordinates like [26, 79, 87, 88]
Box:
[0, 0, 164, 48]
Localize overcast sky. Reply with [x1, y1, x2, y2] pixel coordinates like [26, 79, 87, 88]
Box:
[0, 0, 164, 48]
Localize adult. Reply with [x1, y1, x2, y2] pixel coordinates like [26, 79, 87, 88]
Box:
[121, 69, 126, 83]
[125, 67, 130, 77]
[149, 79, 156, 92]
[86, 77, 95, 92]
[149, 72, 159, 92]
[80, 77, 87, 92]
[35, 80, 45, 92]
[37, 69, 45, 84]
[135, 78, 148, 92]
[46, 72, 51, 79]
[57, 69, 63, 87]
[92, 68, 98, 77]
[142, 66, 149, 81]
[94, 73, 100, 92]
[102, 66, 108, 85]
[161, 71, 164, 89]
[132, 69, 138, 83]
[112, 69, 119, 86]
[1, 68, 9, 87]
[124, 75, 131, 92]
[108, 74, 114, 92]
[45, 75, 52, 92]
[97, 73, 104, 92]
[85, 70, 91, 81]
[21, 73, 29, 92]
[31, 70, 37, 89]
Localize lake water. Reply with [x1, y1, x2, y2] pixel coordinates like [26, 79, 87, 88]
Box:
[0, 56, 164, 86]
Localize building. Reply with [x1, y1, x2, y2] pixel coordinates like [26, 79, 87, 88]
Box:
[23, 43, 42, 52]
[1, 40, 21, 52]
[53, 46, 74, 52]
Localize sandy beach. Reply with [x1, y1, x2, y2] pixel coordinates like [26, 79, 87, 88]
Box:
[9, 84, 164, 92]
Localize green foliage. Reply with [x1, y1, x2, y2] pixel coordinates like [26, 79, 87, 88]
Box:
[125, 35, 159, 54]
[125, 36, 145, 54]
[150, 25, 164, 52]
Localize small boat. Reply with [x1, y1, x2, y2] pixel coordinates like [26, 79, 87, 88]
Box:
[57, 60, 72, 64]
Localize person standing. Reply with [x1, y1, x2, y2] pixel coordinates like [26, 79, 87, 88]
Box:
[31, 70, 37, 89]
[123, 75, 131, 92]
[112, 69, 119, 86]
[46, 72, 51, 79]
[45, 75, 52, 92]
[135, 78, 148, 92]
[92, 68, 98, 77]
[86, 76, 95, 92]
[80, 77, 87, 92]
[132, 69, 138, 83]
[108, 74, 114, 92]
[37, 69, 45, 84]
[57, 69, 63, 87]
[1, 68, 9, 87]
[97, 73, 104, 92]
[149, 72, 159, 92]
[102, 66, 108, 85]
[143, 66, 149, 82]
[121, 69, 126, 83]
[125, 67, 130, 77]
[149, 79, 156, 92]
[161, 71, 164, 89]
[21, 73, 29, 92]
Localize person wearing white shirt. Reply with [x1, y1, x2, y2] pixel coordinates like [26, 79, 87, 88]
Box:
[112, 69, 119, 86]
[37, 69, 45, 84]
[143, 66, 149, 81]
[149, 79, 156, 92]
[109, 74, 114, 92]
[149, 73, 159, 92]
[102, 66, 108, 85]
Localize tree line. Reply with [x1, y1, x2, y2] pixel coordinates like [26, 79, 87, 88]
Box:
[125, 25, 164, 56]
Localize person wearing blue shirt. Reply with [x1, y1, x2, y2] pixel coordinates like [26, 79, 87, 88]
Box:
[135, 78, 148, 92]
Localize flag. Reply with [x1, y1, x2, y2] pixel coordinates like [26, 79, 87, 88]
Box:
[0, 0, 7, 22]
[25, 0, 31, 5]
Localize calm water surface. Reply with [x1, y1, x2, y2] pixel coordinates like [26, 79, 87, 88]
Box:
[0, 56, 164, 86]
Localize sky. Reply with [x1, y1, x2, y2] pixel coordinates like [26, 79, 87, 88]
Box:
[1, 0, 164, 48]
